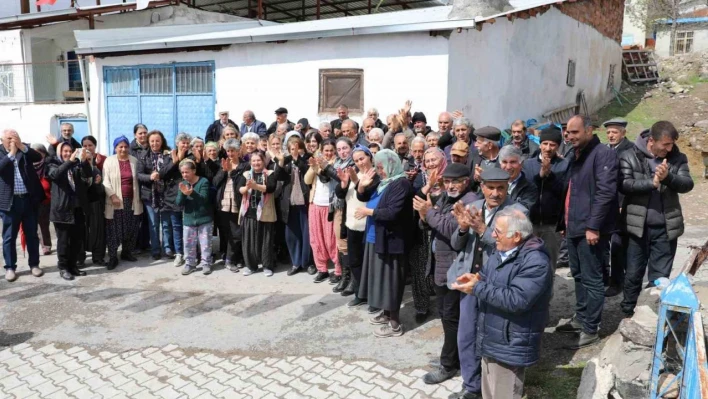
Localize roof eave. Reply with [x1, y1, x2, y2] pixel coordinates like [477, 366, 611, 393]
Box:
[75, 19, 476, 55]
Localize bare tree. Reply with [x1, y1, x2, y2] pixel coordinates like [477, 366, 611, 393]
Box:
[626, 0, 684, 55]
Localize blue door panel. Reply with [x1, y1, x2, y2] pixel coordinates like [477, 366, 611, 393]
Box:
[58, 118, 89, 143]
[140, 96, 175, 146]
[106, 96, 139, 153]
[104, 62, 214, 152]
[177, 95, 213, 141]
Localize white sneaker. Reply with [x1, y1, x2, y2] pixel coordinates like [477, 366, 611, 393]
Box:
[173, 254, 184, 267]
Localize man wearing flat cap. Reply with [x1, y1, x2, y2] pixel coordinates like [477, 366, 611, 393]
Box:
[206, 111, 237, 143]
[267, 107, 295, 135]
[446, 168, 528, 399]
[414, 163, 480, 386]
[603, 117, 635, 297]
[522, 125, 569, 271]
[470, 126, 502, 191]
[558, 118, 575, 159]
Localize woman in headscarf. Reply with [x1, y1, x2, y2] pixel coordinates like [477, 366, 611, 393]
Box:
[238, 150, 278, 277]
[136, 130, 173, 261]
[355, 149, 414, 337]
[304, 138, 341, 283]
[276, 136, 313, 276]
[82, 136, 107, 266]
[47, 142, 93, 280]
[213, 138, 248, 272]
[407, 147, 447, 323]
[335, 144, 377, 305]
[102, 135, 143, 270]
[329, 137, 354, 289]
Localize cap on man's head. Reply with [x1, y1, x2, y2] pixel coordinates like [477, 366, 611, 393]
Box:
[450, 141, 469, 157]
[480, 167, 510, 182]
[412, 112, 427, 124]
[475, 126, 501, 141]
[297, 118, 309, 128]
[602, 117, 628, 129]
[219, 111, 229, 115]
[275, 107, 288, 115]
[539, 125, 563, 145]
[442, 163, 470, 179]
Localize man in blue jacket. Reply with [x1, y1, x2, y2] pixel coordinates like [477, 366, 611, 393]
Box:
[0, 129, 46, 282]
[240, 110, 267, 137]
[452, 208, 552, 399]
[556, 115, 618, 349]
[446, 168, 528, 399]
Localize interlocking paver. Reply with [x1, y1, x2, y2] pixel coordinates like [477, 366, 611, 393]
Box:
[0, 342, 461, 399]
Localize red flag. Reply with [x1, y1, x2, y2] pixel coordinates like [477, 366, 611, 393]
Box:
[36, 0, 58, 6]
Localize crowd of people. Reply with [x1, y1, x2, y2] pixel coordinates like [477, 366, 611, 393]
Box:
[0, 101, 693, 398]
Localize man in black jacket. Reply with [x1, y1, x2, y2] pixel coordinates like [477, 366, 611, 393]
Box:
[604, 118, 635, 297]
[498, 145, 538, 212]
[205, 111, 237, 143]
[619, 121, 693, 316]
[414, 164, 479, 387]
[504, 120, 539, 161]
[267, 107, 295, 135]
[0, 129, 46, 282]
[556, 115, 618, 349]
[46, 123, 81, 158]
[522, 125, 568, 271]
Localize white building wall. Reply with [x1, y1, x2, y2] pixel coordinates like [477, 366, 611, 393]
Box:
[0, 103, 86, 146]
[655, 27, 708, 57]
[447, 7, 622, 129]
[87, 32, 450, 153]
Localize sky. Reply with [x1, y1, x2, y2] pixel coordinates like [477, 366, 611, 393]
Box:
[0, 0, 126, 18]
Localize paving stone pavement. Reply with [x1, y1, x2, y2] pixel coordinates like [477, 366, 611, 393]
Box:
[0, 342, 462, 398]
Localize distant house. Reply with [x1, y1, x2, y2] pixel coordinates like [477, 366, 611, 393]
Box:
[654, 15, 708, 57]
[0, 2, 245, 145]
[74, 0, 626, 152]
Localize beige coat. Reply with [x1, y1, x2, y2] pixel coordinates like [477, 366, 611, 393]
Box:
[102, 155, 144, 219]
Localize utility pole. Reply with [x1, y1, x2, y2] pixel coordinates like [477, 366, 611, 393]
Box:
[20, 0, 31, 14]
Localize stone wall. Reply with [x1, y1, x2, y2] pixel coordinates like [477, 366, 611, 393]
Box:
[555, 0, 626, 44]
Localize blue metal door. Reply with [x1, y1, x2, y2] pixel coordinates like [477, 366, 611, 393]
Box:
[104, 62, 215, 151]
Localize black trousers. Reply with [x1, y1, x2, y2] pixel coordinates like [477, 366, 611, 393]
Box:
[54, 209, 86, 271]
[435, 284, 461, 370]
[606, 232, 627, 287]
[241, 217, 275, 271]
[621, 224, 677, 313]
[568, 235, 608, 334]
[217, 211, 243, 265]
[87, 200, 106, 262]
[347, 229, 365, 282]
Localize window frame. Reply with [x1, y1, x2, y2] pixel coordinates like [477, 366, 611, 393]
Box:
[674, 31, 694, 55]
[0, 64, 15, 101]
[318, 68, 364, 114]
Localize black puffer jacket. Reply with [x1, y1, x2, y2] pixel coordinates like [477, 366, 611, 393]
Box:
[213, 161, 249, 212]
[277, 153, 312, 222]
[619, 130, 693, 241]
[136, 151, 182, 212]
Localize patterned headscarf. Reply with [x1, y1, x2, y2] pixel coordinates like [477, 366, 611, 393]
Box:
[352, 144, 372, 159]
[374, 149, 405, 194]
[112, 135, 130, 154]
[423, 147, 447, 195]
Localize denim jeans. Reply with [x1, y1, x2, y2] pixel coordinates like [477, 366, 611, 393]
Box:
[285, 205, 311, 268]
[0, 195, 40, 270]
[568, 235, 608, 334]
[457, 293, 481, 394]
[162, 210, 184, 255]
[143, 203, 162, 256]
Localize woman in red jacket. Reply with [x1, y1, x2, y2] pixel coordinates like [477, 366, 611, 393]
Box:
[31, 143, 52, 255]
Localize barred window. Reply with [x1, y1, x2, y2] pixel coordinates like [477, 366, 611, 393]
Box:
[176, 65, 213, 94]
[319, 69, 364, 113]
[140, 67, 173, 94]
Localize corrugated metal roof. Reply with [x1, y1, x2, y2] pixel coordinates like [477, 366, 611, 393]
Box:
[75, 0, 563, 54]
